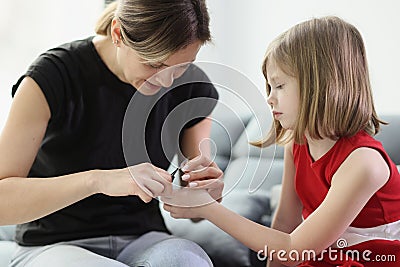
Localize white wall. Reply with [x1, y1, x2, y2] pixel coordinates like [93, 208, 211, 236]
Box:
[0, 0, 104, 128]
[197, 0, 400, 115]
[1, 0, 399, 131]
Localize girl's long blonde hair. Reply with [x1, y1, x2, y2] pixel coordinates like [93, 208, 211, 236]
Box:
[253, 16, 385, 147]
[95, 0, 211, 64]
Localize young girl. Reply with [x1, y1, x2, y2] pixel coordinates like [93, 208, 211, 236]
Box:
[164, 16, 400, 266]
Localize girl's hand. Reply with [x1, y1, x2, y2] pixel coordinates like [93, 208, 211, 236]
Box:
[162, 188, 216, 219]
[180, 155, 224, 202]
[95, 163, 172, 203]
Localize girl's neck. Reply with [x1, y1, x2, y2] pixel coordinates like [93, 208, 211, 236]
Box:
[305, 135, 337, 162]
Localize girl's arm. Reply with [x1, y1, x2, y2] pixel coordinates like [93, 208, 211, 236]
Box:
[0, 77, 170, 225]
[165, 144, 389, 266]
[267, 142, 303, 267]
[271, 142, 303, 233]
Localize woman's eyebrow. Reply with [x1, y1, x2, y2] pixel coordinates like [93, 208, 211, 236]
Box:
[162, 59, 196, 68]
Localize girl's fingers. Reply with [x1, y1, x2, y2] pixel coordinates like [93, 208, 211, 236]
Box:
[187, 178, 223, 189]
[163, 203, 172, 212]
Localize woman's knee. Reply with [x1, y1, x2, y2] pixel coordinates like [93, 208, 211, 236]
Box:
[11, 245, 128, 267]
[135, 238, 213, 267]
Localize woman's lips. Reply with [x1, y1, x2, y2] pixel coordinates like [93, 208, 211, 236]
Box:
[144, 80, 162, 91]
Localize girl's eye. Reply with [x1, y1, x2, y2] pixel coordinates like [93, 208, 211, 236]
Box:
[276, 84, 284, 89]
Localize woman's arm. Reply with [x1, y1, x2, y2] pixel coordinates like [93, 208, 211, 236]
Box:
[180, 117, 212, 160]
[0, 77, 171, 225]
[178, 118, 223, 200]
[165, 145, 389, 266]
[0, 77, 96, 224]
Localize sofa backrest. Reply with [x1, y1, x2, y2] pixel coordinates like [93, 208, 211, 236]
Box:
[375, 115, 400, 165]
[231, 114, 400, 165]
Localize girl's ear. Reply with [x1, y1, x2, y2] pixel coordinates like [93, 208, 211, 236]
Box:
[111, 18, 122, 46]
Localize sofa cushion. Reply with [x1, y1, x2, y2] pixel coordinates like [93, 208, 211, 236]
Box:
[232, 116, 284, 160]
[0, 225, 15, 241]
[209, 103, 252, 171]
[223, 157, 283, 194]
[0, 241, 15, 267]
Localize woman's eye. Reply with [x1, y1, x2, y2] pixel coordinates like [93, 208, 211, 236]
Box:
[276, 84, 284, 89]
[148, 63, 163, 69]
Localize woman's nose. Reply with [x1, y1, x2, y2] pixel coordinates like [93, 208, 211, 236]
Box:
[155, 70, 174, 88]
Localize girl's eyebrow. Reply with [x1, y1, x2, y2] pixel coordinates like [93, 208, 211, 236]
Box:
[268, 75, 279, 85]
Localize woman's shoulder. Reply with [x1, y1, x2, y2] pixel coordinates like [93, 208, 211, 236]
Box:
[27, 36, 101, 81]
[42, 36, 96, 63]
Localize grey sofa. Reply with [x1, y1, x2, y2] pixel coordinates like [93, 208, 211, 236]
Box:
[1, 111, 399, 267]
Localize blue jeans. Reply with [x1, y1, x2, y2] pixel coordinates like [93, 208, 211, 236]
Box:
[9, 231, 213, 267]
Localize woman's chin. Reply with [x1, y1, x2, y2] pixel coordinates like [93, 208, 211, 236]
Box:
[138, 81, 162, 95]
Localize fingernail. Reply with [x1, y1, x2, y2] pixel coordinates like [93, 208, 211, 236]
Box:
[181, 165, 189, 172]
[182, 174, 190, 181]
[189, 182, 198, 187]
[180, 159, 188, 168]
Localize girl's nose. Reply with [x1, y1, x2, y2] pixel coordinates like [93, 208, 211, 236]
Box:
[267, 92, 275, 107]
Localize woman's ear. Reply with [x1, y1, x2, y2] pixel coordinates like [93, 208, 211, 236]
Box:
[111, 18, 122, 46]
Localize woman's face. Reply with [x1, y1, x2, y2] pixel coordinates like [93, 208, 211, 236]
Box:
[116, 37, 201, 95]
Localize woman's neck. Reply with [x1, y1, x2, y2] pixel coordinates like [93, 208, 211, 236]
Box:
[92, 35, 128, 83]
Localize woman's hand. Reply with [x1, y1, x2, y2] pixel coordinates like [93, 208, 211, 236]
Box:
[95, 163, 172, 203]
[180, 155, 224, 202]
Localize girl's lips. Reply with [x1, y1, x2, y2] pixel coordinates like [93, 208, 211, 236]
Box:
[273, 111, 282, 118]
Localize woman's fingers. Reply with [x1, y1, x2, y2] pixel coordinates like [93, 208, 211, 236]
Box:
[181, 166, 223, 182]
[181, 155, 213, 172]
[153, 166, 173, 181]
[136, 186, 153, 203]
[143, 179, 165, 196]
[128, 163, 173, 198]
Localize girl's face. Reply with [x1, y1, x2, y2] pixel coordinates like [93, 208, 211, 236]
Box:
[116, 38, 201, 95]
[266, 60, 300, 130]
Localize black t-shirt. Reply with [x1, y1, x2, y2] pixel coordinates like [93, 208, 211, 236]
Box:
[12, 37, 218, 246]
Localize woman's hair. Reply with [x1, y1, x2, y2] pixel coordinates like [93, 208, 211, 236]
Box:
[95, 0, 211, 63]
[253, 16, 385, 147]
